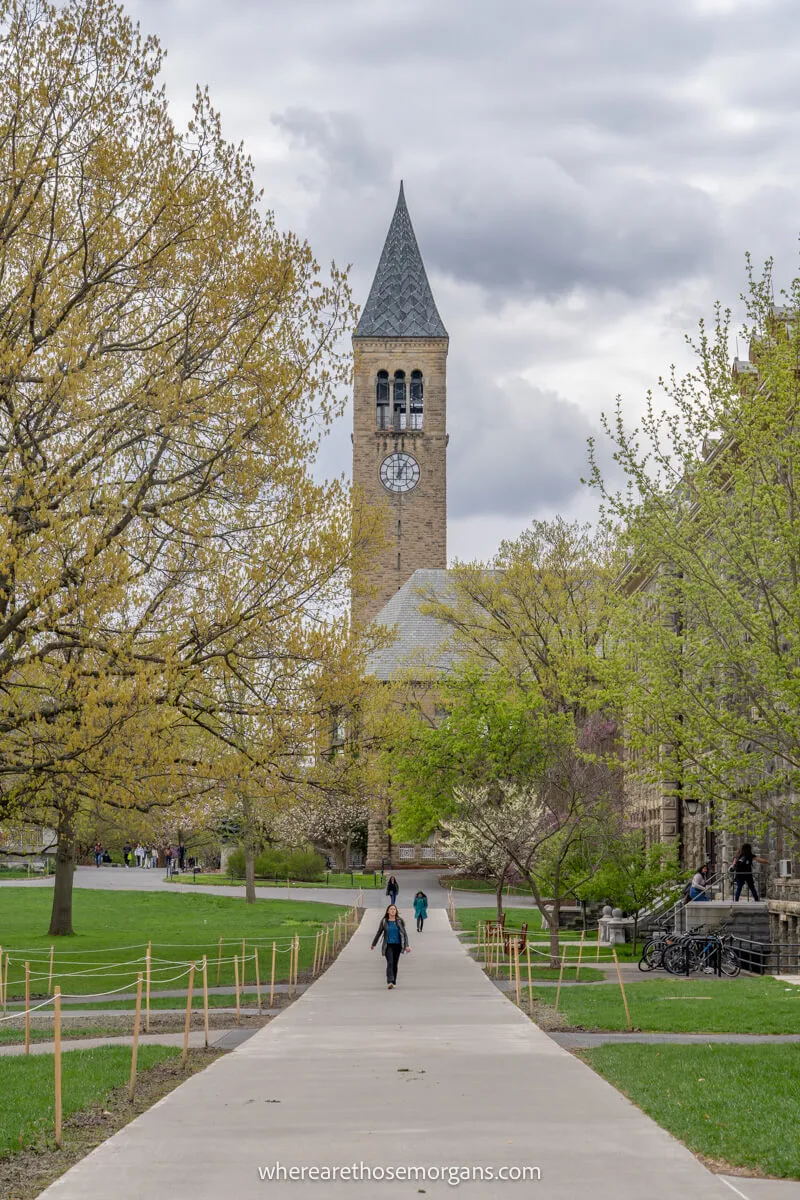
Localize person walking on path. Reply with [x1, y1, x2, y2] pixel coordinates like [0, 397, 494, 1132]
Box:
[386, 875, 399, 906]
[688, 864, 710, 900]
[134, 844, 145, 868]
[731, 843, 768, 901]
[94, 842, 103, 868]
[413, 890, 428, 932]
[371, 904, 410, 988]
[122, 842, 132, 868]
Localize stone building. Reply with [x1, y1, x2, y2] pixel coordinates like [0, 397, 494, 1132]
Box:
[351, 183, 448, 627]
[352, 185, 458, 869]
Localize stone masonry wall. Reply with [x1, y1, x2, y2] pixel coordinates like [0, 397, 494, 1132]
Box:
[352, 336, 448, 625]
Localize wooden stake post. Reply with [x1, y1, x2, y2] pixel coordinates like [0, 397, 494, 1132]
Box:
[202, 955, 210, 1048]
[255, 948, 261, 1015]
[554, 951, 566, 1014]
[575, 931, 585, 983]
[129, 973, 143, 1100]
[526, 944, 533, 1017]
[24, 962, 30, 1054]
[145, 941, 152, 1033]
[48, 945, 54, 994]
[270, 941, 276, 1007]
[514, 941, 521, 1007]
[216, 936, 223, 986]
[612, 948, 632, 1031]
[234, 954, 240, 1025]
[54, 987, 62, 1146]
[241, 939, 246, 991]
[182, 962, 195, 1066]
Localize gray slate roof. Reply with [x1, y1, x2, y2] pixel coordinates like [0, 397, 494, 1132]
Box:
[366, 569, 459, 681]
[354, 183, 448, 340]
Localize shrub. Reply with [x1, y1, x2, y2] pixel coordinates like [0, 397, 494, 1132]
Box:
[228, 846, 326, 881]
[286, 849, 325, 881]
[226, 848, 246, 879]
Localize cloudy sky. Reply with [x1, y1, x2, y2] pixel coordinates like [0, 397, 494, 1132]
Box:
[130, 0, 800, 563]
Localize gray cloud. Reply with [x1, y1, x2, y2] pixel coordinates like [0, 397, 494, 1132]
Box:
[126, 0, 800, 559]
[448, 378, 610, 520]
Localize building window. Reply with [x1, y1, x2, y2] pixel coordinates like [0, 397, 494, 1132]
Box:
[393, 371, 406, 430]
[398, 845, 414, 860]
[376, 371, 389, 429]
[410, 370, 423, 429]
[421, 846, 435, 860]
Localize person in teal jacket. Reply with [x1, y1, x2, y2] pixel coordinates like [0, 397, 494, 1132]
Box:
[413, 890, 428, 933]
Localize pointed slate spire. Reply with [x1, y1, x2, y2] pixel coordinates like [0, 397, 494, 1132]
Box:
[355, 183, 448, 339]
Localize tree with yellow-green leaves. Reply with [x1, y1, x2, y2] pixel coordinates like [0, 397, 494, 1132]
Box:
[589, 257, 800, 855]
[384, 519, 627, 964]
[0, 0, 378, 933]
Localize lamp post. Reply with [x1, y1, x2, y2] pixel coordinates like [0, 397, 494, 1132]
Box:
[684, 798, 700, 818]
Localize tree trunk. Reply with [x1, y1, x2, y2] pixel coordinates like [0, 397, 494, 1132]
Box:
[244, 841, 256, 905]
[495, 864, 508, 922]
[548, 898, 561, 969]
[48, 829, 76, 937]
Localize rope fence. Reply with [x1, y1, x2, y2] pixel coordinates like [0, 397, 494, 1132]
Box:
[474, 920, 633, 1031]
[0, 902, 363, 1144]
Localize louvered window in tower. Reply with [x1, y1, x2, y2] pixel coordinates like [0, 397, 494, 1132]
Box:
[393, 371, 406, 431]
[410, 370, 423, 429]
[376, 371, 389, 430]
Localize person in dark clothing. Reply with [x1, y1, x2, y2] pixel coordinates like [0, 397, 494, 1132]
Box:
[371, 904, 410, 988]
[413, 890, 428, 932]
[122, 842, 132, 868]
[386, 875, 399, 906]
[732, 843, 768, 901]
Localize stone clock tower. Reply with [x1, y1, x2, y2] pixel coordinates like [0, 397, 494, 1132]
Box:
[352, 183, 448, 625]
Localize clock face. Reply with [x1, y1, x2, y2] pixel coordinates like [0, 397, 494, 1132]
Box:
[380, 452, 420, 494]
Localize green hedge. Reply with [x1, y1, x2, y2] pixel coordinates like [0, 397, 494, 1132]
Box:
[227, 846, 326, 882]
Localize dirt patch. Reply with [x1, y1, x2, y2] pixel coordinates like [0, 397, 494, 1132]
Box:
[0, 1048, 223, 1200]
[1, 1005, 281, 1046]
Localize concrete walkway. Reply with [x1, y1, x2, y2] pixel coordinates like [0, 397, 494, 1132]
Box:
[0, 865, 541, 909]
[36, 909, 780, 1200]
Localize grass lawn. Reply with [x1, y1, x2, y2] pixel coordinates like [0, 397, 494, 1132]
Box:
[0, 1045, 179, 1155]
[0, 888, 349, 998]
[529, 975, 800, 1033]
[166, 872, 382, 889]
[583, 1043, 800, 1178]
[446, 877, 535, 895]
[522, 966, 605, 983]
[456, 906, 642, 960]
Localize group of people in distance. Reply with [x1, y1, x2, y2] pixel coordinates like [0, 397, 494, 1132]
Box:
[93, 842, 188, 871]
[371, 875, 429, 989]
[688, 843, 769, 902]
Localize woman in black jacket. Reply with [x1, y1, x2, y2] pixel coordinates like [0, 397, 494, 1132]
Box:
[370, 904, 410, 988]
[732, 843, 768, 901]
[386, 875, 399, 905]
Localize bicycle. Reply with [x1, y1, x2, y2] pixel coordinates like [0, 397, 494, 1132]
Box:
[663, 931, 740, 977]
[638, 930, 676, 972]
